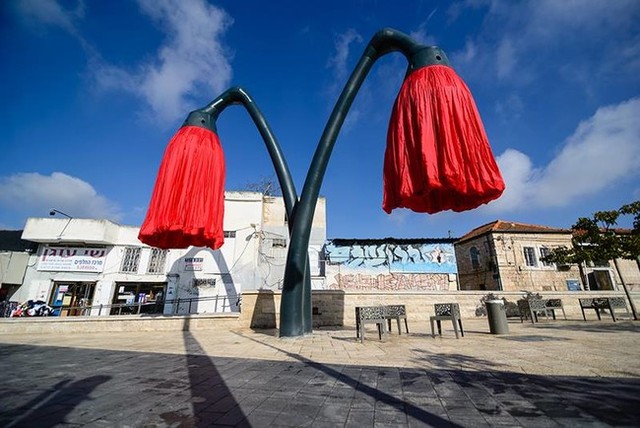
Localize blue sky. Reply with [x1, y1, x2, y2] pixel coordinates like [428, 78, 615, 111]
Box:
[1, 0, 639, 239]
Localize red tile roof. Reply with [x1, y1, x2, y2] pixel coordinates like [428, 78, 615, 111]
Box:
[456, 220, 571, 243]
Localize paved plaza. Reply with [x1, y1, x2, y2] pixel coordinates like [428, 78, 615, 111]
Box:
[0, 318, 639, 427]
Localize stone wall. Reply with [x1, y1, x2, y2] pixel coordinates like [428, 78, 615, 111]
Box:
[0, 313, 240, 334]
[2, 290, 637, 334]
[240, 290, 639, 329]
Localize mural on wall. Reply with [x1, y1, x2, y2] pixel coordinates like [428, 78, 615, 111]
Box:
[329, 273, 450, 291]
[323, 240, 457, 291]
[324, 241, 456, 273]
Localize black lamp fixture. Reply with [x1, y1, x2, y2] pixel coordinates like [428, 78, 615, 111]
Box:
[49, 209, 72, 219]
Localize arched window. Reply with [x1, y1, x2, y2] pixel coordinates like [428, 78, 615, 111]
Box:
[469, 247, 481, 269]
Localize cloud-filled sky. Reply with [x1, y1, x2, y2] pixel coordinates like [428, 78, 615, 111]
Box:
[1, 0, 639, 238]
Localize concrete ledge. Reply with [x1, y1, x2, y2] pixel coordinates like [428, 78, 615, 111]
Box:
[0, 313, 240, 334]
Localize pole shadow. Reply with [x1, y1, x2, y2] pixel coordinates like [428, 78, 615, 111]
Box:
[231, 331, 462, 428]
[182, 318, 245, 426]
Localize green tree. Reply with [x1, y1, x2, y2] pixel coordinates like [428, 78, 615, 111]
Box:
[542, 201, 640, 319]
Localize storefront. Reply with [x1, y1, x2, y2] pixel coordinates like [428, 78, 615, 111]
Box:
[111, 282, 166, 315]
[49, 281, 96, 316]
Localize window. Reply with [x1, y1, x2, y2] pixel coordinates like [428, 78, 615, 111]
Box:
[121, 247, 141, 273]
[147, 248, 167, 274]
[224, 230, 236, 238]
[192, 278, 216, 288]
[523, 247, 537, 267]
[469, 247, 481, 269]
[539, 247, 552, 267]
[272, 238, 287, 248]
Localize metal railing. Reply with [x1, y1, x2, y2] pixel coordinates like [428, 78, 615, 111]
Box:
[2, 294, 241, 318]
[165, 294, 241, 315]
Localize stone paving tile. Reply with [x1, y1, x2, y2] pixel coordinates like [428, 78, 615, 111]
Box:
[1, 319, 639, 427]
[346, 409, 375, 427]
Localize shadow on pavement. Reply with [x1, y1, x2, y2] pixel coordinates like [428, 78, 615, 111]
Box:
[469, 369, 640, 426]
[530, 320, 639, 334]
[0, 338, 639, 426]
[409, 349, 509, 372]
[182, 318, 245, 427]
[497, 335, 572, 342]
[233, 331, 463, 428]
[1, 374, 110, 427]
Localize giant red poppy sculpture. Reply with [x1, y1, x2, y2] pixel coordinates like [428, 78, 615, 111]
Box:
[383, 64, 505, 214]
[139, 28, 505, 338]
[279, 28, 504, 337]
[138, 124, 226, 250]
[139, 87, 298, 251]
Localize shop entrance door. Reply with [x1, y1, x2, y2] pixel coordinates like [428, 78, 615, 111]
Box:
[50, 282, 95, 316]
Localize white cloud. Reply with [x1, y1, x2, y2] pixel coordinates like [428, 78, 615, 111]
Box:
[14, 0, 234, 125]
[92, 0, 233, 124]
[488, 97, 640, 212]
[495, 93, 524, 121]
[326, 29, 363, 83]
[495, 38, 516, 79]
[409, 10, 439, 47]
[450, 0, 640, 84]
[15, 0, 84, 34]
[0, 172, 122, 222]
[324, 29, 364, 128]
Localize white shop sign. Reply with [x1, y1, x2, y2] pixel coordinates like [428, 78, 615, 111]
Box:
[38, 246, 107, 272]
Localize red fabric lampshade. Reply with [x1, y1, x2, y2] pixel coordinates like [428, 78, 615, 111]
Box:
[138, 125, 226, 250]
[383, 64, 505, 214]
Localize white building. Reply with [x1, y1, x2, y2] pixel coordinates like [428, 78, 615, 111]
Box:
[15, 192, 326, 316]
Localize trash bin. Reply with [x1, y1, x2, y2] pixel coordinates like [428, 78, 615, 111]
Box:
[485, 299, 509, 334]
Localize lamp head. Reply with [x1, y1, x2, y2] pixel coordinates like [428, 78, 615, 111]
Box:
[49, 210, 56, 216]
[183, 109, 217, 133]
[408, 46, 450, 73]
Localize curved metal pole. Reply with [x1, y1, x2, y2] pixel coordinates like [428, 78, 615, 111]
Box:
[187, 87, 313, 331]
[189, 87, 298, 216]
[279, 28, 448, 337]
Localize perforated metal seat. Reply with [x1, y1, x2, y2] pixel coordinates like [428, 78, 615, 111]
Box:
[430, 303, 464, 339]
[384, 304, 409, 334]
[355, 306, 386, 343]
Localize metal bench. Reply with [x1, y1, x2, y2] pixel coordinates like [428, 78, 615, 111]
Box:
[430, 303, 464, 339]
[384, 304, 409, 335]
[518, 298, 567, 324]
[579, 297, 631, 322]
[355, 306, 386, 343]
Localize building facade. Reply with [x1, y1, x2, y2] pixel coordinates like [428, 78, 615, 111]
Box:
[0, 231, 38, 306]
[455, 220, 581, 292]
[454, 220, 640, 293]
[13, 192, 326, 316]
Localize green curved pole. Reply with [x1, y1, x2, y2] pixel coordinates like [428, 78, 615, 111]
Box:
[186, 87, 312, 330]
[279, 28, 451, 337]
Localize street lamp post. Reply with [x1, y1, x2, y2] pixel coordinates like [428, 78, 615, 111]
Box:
[49, 209, 72, 219]
[138, 87, 314, 332]
[278, 28, 504, 336]
[50, 208, 74, 239]
[140, 28, 505, 338]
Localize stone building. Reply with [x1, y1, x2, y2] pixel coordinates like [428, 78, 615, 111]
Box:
[455, 220, 582, 292]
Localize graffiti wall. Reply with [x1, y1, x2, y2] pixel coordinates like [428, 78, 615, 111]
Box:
[323, 240, 458, 291]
